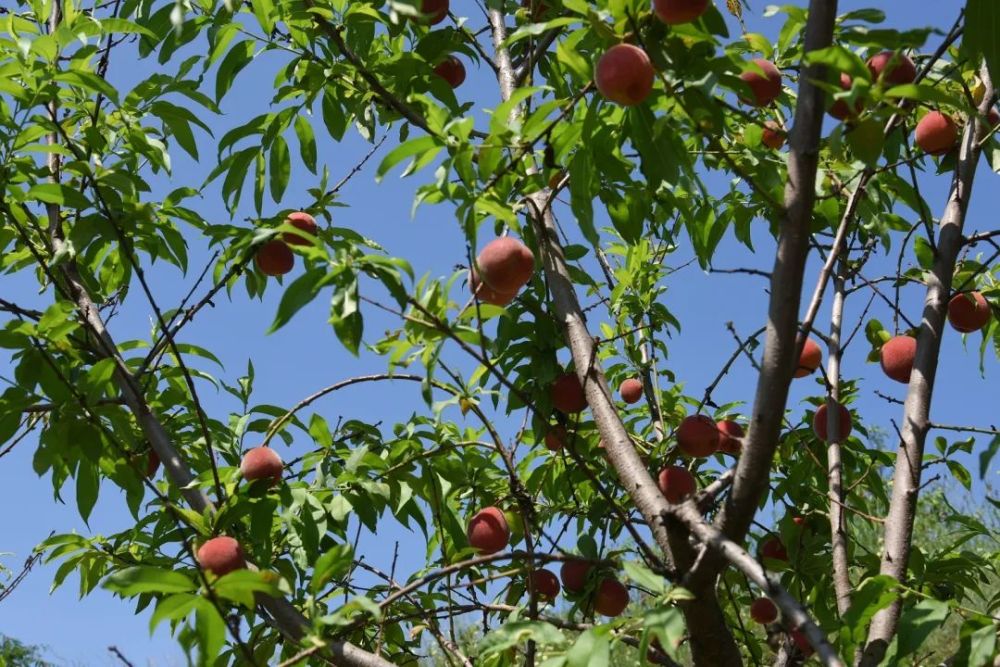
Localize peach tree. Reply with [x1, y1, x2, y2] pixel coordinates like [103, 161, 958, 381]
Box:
[1, 0, 999, 665]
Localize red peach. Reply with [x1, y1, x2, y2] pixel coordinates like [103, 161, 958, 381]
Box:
[544, 425, 567, 452]
[467, 506, 510, 554]
[880, 335, 916, 384]
[283, 211, 317, 247]
[476, 237, 534, 293]
[197, 536, 246, 577]
[416, 0, 448, 24]
[255, 240, 294, 277]
[529, 569, 560, 599]
[790, 629, 815, 657]
[750, 597, 778, 624]
[652, 0, 709, 25]
[619, 378, 643, 404]
[433, 56, 466, 88]
[716, 420, 744, 455]
[560, 559, 593, 593]
[469, 269, 518, 306]
[593, 578, 629, 616]
[761, 120, 785, 149]
[813, 401, 852, 442]
[521, 0, 549, 19]
[739, 59, 782, 107]
[240, 446, 283, 486]
[677, 414, 719, 457]
[948, 291, 991, 333]
[657, 466, 697, 503]
[867, 51, 916, 86]
[146, 450, 160, 478]
[760, 535, 788, 562]
[795, 338, 822, 378]
[828, 72, 863, 120]
[551, 373, 587, 414]
[988, 108, 1000, 128]
[596, 44, 656, 107]
[914, 111, 957, 156]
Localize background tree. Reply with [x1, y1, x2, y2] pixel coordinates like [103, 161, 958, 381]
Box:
[0, 0, 999, 666]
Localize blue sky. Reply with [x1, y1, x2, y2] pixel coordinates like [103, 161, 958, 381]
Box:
[1, 0, 992, 664]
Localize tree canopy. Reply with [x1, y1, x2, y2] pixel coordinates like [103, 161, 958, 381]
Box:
[1, 0, 999, 665]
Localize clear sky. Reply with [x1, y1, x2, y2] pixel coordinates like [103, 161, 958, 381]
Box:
[0, 0, 991, 665]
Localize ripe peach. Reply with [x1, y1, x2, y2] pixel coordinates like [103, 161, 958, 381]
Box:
[197, 536, 246, 577]
[529, 569, 560, 600]
[544, 425, 566, 452]
[560, 559, 592, 593]
[915, 111, 957, 156]
[828, 72, 863, 120]
[739, 58, 782, 107]
[595, 44, 655, 107]
[467, 506, 510, 554]
[790, 629, 815, 657]
[988, 108, 1000, 128]
[551, 373, 587, 414]
[867, 51, 916, 86]
[677, 414, 719, 457]
[657, 465, 696, 503]
[469, 269, 518, 306]
[948, 291, 991, 333]
[433, 56, 466, 88]
[880, 335, 916, 384]
[593, 578, 629, 616]
[716, 419, 744, 454]
[652, 0, 709, 25]
[283, 211, 317, 246]
[146, 450, 160, 478]
[795, 337, 822, 378]
[476, 237, 534, 293]
[240, 446, 283, 486]
[619, 378, 643, 404]
[255, 240, 294, 276]
[760, 535, 788, 562]
[813, 401, 852, 442]
[750, 597, 778, 623]
[416, 0, 448, 24]
[761, 120, 785, 149]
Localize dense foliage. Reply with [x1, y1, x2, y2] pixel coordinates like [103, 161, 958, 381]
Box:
[1, 0, 999, 665]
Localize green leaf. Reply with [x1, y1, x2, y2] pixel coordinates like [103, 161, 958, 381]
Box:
[215, 40, 255, 102]
[269, 268, 331, 333]
[896, 599, 950, 659]
[150, 593, 199, 633]
[964, 0, 1000, 91]
[479, 621, 566, 657]
[269, 135, 291, 203]
[947, 460, 973, 489]
[376, 136, 440, 181]
[104, 567, 197, 596]
[979, 434, 1000, 479]
[883, 84, 959, 106]
[623, 560, 667, 595]
[311, 544, 353, 594]
[194, 598, 226, 663]
[212, 570, 282, 608]
[75, 460, 99, 524]
[847, 118, 885, 167]
[330, 276, 362, 355]
[27, 184, 91, 209]
[566, 629, 609, 667]
[294, 115, 318, 173]
[841, 575, 899, 649]
[914, 236, 934, 270]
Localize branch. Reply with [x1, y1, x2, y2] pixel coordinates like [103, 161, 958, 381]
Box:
[824, 260, 852, 617]
[689, 0, 839, 591]
[860, 63, 995, 667]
